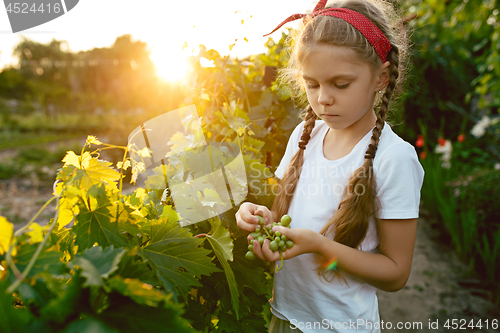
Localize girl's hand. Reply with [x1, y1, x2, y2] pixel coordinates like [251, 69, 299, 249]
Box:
[235, 202, 273, 233]
[252, 227, 324, 262]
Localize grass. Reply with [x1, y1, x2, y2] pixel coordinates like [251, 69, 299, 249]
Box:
[0, 132, 85, 150]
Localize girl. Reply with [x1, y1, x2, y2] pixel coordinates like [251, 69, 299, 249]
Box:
[236, 0, 424, 332]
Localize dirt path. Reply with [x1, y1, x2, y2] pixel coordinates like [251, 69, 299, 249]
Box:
[377, 211, 500, 332]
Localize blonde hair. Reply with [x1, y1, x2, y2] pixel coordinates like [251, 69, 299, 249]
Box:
[272, 0, 409, 282]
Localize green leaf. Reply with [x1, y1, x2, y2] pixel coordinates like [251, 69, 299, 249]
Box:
[206, 218, 233, 262]
[39, 275, 85, 324]
[206, 218, 239, 319]
[197, 188, 223, 208]
[159, 205, 182, 223]
[14, 243, 66, 278]
[0, 279, 34, 333]
[73, 204, 127, 251]
[115, 254, 157, 285]
[231, 236, 270, 295]
[68, 246, 126, 287]
[62, 317, 120, 333]
[140, 218, 219, 299]
[99, 292, 196, 333]
[107, 276, 170, 307]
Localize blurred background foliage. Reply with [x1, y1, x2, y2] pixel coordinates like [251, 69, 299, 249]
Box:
[0, 0, 499, 304]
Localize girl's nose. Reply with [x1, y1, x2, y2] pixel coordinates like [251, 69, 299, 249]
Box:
[318, 87, 334, 105]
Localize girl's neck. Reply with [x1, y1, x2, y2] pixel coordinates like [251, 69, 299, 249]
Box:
[326, 109, 377, 147]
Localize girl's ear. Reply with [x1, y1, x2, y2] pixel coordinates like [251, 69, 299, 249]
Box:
[375, 61, 391, 91]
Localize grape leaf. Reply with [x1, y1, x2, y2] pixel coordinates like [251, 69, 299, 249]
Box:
[115, 254, 157, 286]
[207, 218, 233, 262]
[62, 151, 92, 169]
[57, 195, 80, 230]
[107, 276, 171, 307]
[71, 158, 121, 191]
[62, 317, 120, 333]
[231, 236, 269, 295]
[197, 188, 223, 208]
[68, 246, 125, 287]
[0, 279, 34, 333]
[39, 275, 85, 324]
[14, 243, 66, 278]
[99, 292, 196, 333]
[73, 204, 127, 251]
[206, 218, 239, 319]
[0, 216, 13, 255]
[140, 218, 219, 299]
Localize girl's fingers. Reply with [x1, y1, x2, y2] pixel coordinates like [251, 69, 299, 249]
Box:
[261, 239, 281, 262]
[272, 226, 293, 240]
[251, 239, 267, 261]
[254, 207, 270, 224]
[235, 204, 260, 232]
[241, 210, 260, 224]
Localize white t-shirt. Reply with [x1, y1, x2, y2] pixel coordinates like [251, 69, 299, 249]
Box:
[271, 120, 424, 333]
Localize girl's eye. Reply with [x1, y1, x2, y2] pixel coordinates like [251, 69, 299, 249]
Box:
[336, 83, 349, 89]
[306, 84, 319, 89]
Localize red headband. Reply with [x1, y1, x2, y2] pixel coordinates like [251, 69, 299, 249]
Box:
[263, 0, 392, 62]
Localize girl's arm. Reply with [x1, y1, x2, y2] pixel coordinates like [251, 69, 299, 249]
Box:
[252, 217, 417, 292]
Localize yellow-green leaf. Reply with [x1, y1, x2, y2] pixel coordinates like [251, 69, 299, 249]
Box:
[27, 222, 44, 244]
[62, 151, 91, 169]
[0, 216, 13, 255]
[197, 188, 222, 208]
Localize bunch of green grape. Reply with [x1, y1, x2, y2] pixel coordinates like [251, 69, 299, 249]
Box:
[245, 214, 293, 271]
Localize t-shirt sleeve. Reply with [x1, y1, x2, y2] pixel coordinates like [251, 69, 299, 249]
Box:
[274, 121, 305, 180]
[374, 142, 425, 219]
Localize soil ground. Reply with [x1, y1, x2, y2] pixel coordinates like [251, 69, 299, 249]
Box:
[377, 211, 500, 333]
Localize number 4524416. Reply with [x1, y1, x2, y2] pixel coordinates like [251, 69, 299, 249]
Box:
[444, 319, 498, 330]
[6, 3, 62, 14]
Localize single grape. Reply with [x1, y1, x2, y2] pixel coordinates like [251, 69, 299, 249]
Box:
[275, 231, 281, 237]
[280, 245, 287, 252]
[258, 237, 264, 245]
[279, 240, 285, 248]
[248, 244, 253, 251]
[257, 215, 265, 225]
[249, 232, 260, 238]
[270, 241, 279, 252]
[245, 251, 256, 260]
[255, 227, 261, 233]
[281, 235, 288, 242]
[286, 240, 294, 248]
[275, 236, 280, 242]
[281, 215, 291, 227]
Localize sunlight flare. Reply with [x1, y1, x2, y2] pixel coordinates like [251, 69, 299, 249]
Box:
[150, 45, 191, 83]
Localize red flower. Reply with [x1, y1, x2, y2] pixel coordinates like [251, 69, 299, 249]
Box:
[420, 151, 427, 159]
[457, 134, 465, 142]
[438, 137, 446, 147]
[416, 135, 424, 147]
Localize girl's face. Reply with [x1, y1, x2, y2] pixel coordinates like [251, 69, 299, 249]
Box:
[301, 44, 386, 132]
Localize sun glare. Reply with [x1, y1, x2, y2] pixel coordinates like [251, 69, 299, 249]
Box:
[150, 46, 191, 83]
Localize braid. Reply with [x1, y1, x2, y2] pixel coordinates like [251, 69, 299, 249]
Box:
[299, 105, 317, 149]
[273, 105, 316, 218]
[365, 46, 400, 160]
